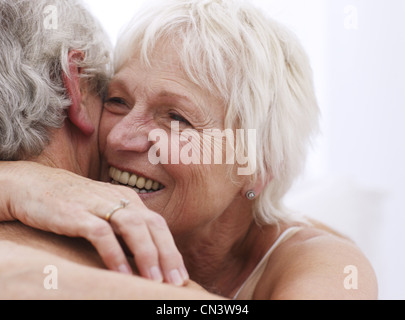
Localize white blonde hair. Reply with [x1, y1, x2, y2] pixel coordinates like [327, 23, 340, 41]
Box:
[116, 0, 320, 225]
[0, 0, 112, 161]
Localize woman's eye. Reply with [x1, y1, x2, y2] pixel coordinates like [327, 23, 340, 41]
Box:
[104, 97, 130, 115]
[106, 97, 127, 106]
[169, 113, 191, 126]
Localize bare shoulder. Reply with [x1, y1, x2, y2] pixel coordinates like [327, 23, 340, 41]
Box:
[255, 224, 378, 300]
[0, 240, 21, 259]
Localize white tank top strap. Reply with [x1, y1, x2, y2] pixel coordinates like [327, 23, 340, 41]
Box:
[233, 226, 303, 300]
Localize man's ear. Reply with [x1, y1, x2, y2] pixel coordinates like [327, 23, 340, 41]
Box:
[62, 50, 95, 136]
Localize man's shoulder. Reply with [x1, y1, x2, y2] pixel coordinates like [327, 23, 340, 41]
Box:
[0, 221, 105, 269]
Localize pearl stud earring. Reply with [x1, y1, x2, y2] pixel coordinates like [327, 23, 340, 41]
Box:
[246, 191, 256, 200]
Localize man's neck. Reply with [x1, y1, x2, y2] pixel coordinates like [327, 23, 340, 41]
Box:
[33, 123, 99, 179]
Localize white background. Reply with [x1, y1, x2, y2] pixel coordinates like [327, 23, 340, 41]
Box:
[83, 0, 405, 299]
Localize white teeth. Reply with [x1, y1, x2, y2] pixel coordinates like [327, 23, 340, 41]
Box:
[109, 167, 163, 194]
[136, 177, 146, 189]
[145, 179, 153, 191]
[109, 167, 116, 179]
[152, 181, 160, 191]
[119, 172, 130, 185]
[128, 174, 138, 187]
[113, 169, 122, 182]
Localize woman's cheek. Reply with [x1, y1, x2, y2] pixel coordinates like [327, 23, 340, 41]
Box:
[99, 111, 118, 155]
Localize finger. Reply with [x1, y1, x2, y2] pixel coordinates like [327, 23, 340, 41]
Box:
[111, 209, 164, 283]
[145, 212, 189, 286]
[77, 215, 133, 275]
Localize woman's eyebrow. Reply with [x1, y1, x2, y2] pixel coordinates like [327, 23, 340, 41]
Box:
[158, 91, 193, 103]
[158, 90, 216, 125]
[157, 90, 205, 112]
[157, 90, 207, 115]
[108, 78, 130, 91]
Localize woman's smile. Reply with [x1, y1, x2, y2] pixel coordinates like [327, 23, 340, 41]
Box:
[109, 166, 165, 195]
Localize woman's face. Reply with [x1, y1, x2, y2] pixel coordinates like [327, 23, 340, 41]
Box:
[99, 47, 248, 235]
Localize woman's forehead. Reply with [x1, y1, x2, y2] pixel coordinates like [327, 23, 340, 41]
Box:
[110, 59, 224, 118]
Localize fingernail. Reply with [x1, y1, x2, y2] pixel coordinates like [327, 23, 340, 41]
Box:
[118, 264, 132, 275]
[149, 266, 164, 283]
[179, 267, 190, 283]
[169, 269, 184, 287]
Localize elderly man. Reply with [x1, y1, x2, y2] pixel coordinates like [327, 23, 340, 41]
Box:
[0, 0, 204, 299]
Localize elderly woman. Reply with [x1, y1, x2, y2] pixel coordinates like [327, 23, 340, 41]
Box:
[0, 0, 377, 299]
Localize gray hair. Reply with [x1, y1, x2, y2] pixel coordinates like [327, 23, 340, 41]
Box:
[0, 0, 113, 161]
[116, 0, 320, 225]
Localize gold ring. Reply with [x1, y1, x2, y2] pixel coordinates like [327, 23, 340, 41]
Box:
[105, 199, 130, 222]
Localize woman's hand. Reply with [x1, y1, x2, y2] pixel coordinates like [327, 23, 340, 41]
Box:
[0, 162, 189, 286]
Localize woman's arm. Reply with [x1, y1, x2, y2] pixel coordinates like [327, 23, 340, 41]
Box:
[0, 161, 188, 286]
[0, 240, 223, 300]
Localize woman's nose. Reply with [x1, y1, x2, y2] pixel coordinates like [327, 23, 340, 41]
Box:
[107, 114, 153, 154]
